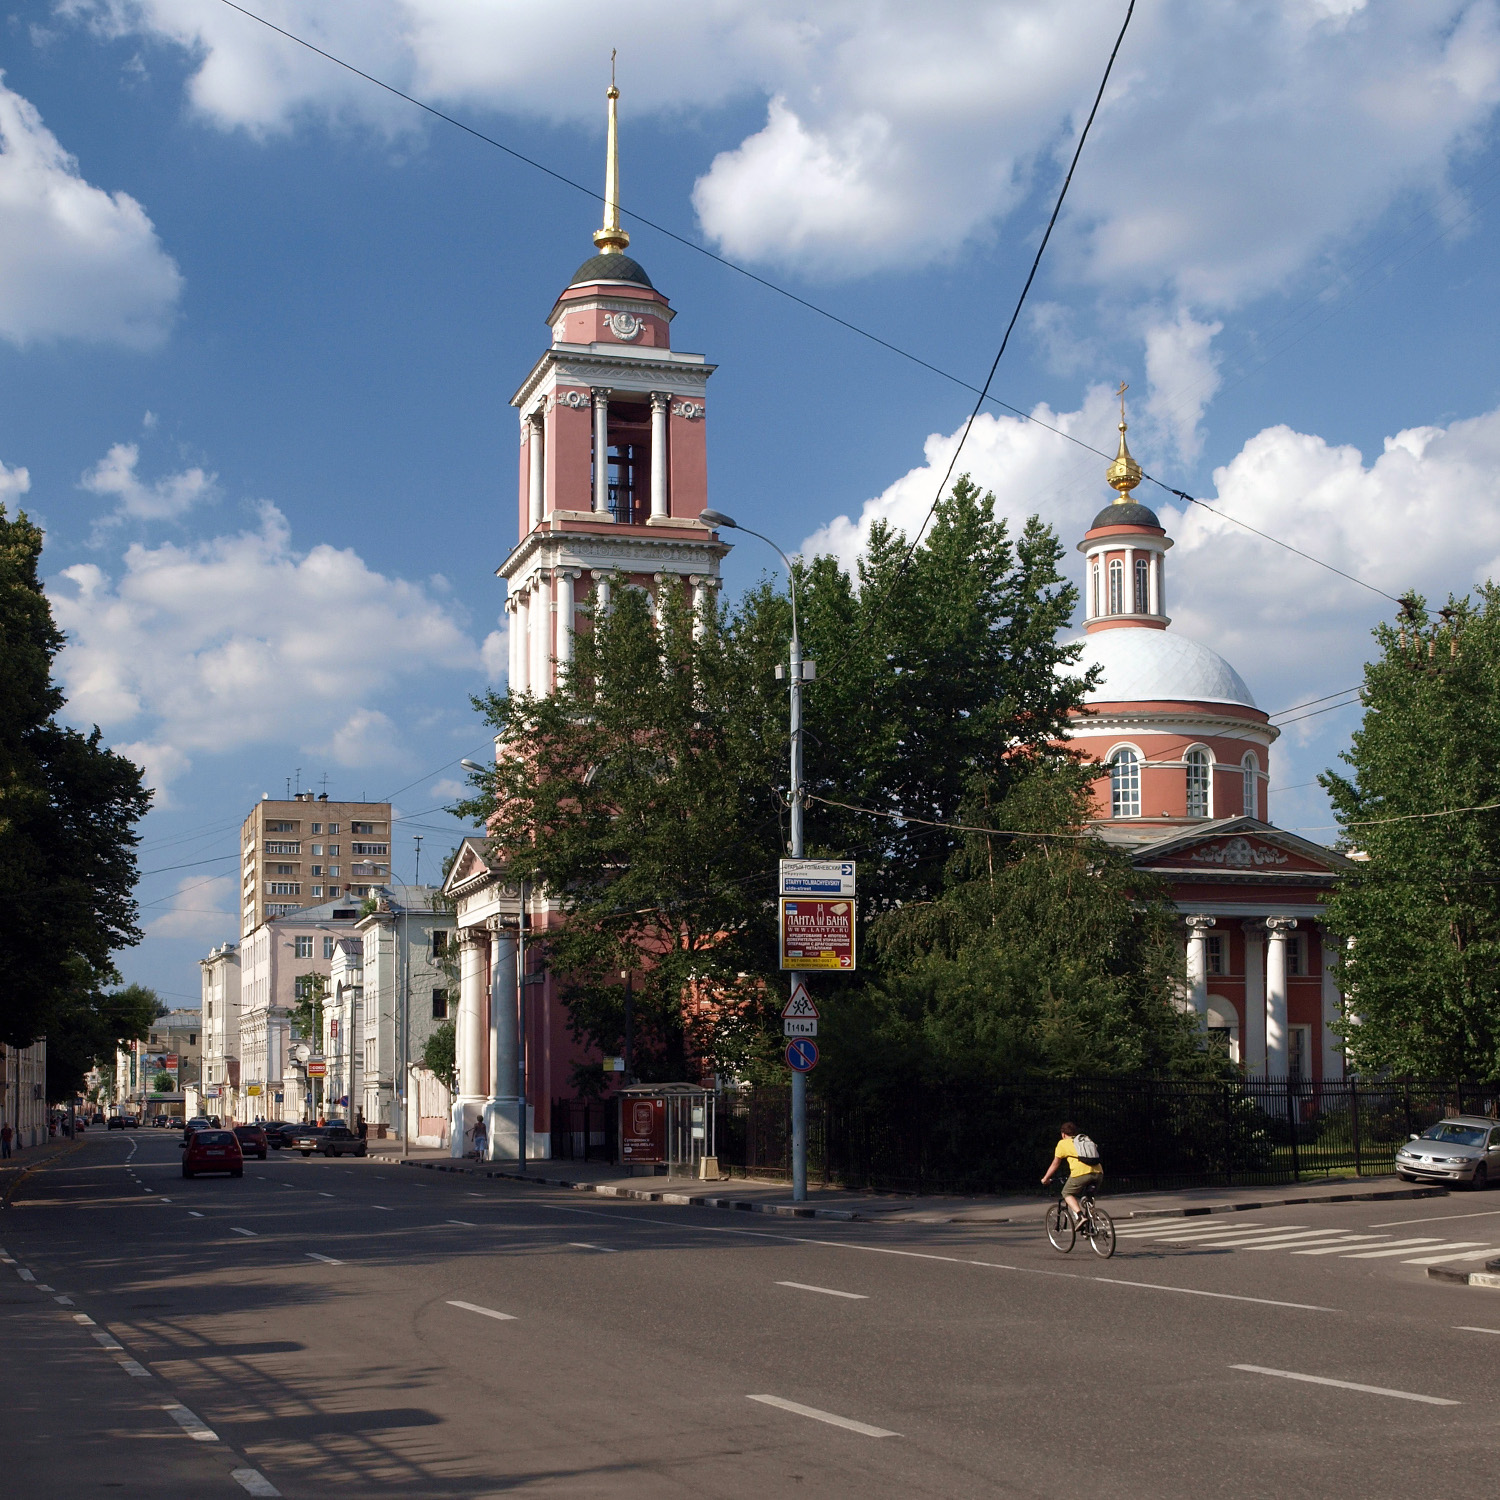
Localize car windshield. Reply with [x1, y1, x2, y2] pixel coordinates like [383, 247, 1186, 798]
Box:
[195, 1132, 235, 1146]
[1420, 1123, 1488, 1147]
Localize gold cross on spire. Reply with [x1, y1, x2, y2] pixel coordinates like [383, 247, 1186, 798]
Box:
[1106, 378, 1142, 499]
[594, 54, 630, 254]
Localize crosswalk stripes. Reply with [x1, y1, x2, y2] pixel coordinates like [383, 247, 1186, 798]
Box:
[1112, 1220, 1500, 1265]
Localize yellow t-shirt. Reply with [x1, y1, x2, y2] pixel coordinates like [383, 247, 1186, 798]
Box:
[1055, 1137, 1101, 1179]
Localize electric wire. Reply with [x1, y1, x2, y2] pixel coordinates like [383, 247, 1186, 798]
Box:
[1269, 685, 1365, 718]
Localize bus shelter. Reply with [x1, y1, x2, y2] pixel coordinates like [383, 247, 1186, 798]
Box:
[617, 1083, 717, 1177]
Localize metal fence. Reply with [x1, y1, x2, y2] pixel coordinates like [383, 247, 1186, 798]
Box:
[714, 1078, 1500, 1194]
[551, 1097, 617, 1163]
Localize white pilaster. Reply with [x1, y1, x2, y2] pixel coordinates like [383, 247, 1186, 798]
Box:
[514, 589, 530, 696]
[1319, 927, 1344, 1080]
[555, 569, 577, 672]
[1123, 546, 1135, 613]
[1265, 917, 1296, 1078]
[531, 572, 550, 695]
[690, 575, 710, 641]
[528, 409, 545, 527]
[450, 928, 487, 1158]
[1185, 915, 1214, 1023]
[592, 388, 610, 515]
[649, 391, 670, 519]
[593, 570, 612, 616]
[506, 597, 521, 692]
[483, 919, 521, 1160]
[1147, 549, 1160, 615]
[1242, 919, 1267, 1076]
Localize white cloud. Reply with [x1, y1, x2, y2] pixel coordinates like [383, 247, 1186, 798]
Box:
[0, 72, 180, 346]
[116, 738, 191, 804]
[47, 502, 485, 781]
[1142, 309, 1223, 464]
[0, 457, 31, 504]
[480, 627, 508, 682]
[81, 441, 216, 524]
[145, 873, 236, 940]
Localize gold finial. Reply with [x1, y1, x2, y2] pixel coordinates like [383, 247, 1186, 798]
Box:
[1106, 379, 1142, 500]
[593, 53, 630, 255]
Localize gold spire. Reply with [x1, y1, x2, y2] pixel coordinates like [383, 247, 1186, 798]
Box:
[1106, 379, 1142, 500]
[592, 53, 630, 255]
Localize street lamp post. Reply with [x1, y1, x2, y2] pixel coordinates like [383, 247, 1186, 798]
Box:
[700, 508, 811, 1202]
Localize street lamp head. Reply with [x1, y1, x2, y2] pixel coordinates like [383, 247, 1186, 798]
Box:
[699, 508, 737, 529]
[459, 759, 490, 775]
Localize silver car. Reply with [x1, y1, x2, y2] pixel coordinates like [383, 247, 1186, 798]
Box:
[1396, 1116, 1500, 1188]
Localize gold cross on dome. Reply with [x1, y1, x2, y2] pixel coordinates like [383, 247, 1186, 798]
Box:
[1117, 380, 1128, 423]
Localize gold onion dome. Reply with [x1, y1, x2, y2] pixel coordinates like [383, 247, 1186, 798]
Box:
[1107, 382, 1143, 499]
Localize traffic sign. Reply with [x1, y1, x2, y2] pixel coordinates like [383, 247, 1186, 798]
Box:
[780, 859, 856, 896]
[783, 1018, 818, 1038]
[785, 1038, 819, 1072]
[782, 982, 820, 1021]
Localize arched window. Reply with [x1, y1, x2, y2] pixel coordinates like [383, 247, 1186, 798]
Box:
[1242, 752, 1258, 817]
[1110, 748, 1141, 818]
[1185, 747, 1211, 818]
[1108, 557, 1124, 614]
[1134, 556, 1150, 613]
[1090, 559, 1101, 618]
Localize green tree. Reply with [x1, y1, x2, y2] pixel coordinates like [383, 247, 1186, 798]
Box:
[0, 506, 151, 1049]
[1323, 588, 1500, 1078]
[45, 981, 163, 1102]
[289, 972, 327, 1046]
[422, 1020, 456, 1093]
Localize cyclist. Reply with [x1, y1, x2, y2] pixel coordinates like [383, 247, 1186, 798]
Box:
[1041, 1121, 1102, 1228]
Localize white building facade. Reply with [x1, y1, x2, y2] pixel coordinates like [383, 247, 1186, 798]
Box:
[199, 941, 241, 1118]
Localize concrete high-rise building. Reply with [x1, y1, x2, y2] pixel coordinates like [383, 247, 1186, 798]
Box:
[239, 791, 393, 936]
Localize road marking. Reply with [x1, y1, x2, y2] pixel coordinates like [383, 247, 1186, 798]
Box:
[91, 1329, 124, 1351]
[446, 1299, 516, 1322]
[1290, 1237, 1394, 1255]
[1456, 1326, 1500, 1335]
[1229, 1364, 1459, 1406]
[447, 1220, 478, 1227]
[306, 1252, 342, 1265]
[187, 1210, 204, 1218]
[1371, 1208, 1500, 1228]
[163, 1402, 220, 1440]
[35, 1283, 53, 1291]
[776, 1280, 868, 1299]
[16, 1268, 34, 1282]
[1341, 1240, 1478, 1259]
[1117, 1221, 1274, 1238]
[1402, 1245, 1500, 1265]
[318, 1191, 335, 1197]
[1152, 1228, 1333, 1248]
[466, 1192, 483, 1198]
[747, 1394, 898, 1437]
[1240, 1234, 1388, 1252]
[1292, 1237, 1440, 1257]
[371, 1205, 393, 1211]
[143, 1188, 154, 1194]
[1093, 1277, 1335, 1312]
[72, 1313, 94, 1325]
[54, 1295, 73, 1306]
[117, 1358, 152, 1378]
[231, 1469, 282, 1496]
[230, 1227, 258, 1237]
[158, 1197, 172, 1203]
[1222, 1231, 1375, 1250]
[569, 1242, 616, 1252]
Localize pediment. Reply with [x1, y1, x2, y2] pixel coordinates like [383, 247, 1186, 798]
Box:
[1156, 834, 1326, 873]
[442, 838, 494, 895]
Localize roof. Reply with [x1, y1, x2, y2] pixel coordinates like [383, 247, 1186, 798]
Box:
[1090, 500, 1162, 530]
[1117, 817, 1356, 877]
[1072, 625, 1257, 709]
[568, 252, 654, 289]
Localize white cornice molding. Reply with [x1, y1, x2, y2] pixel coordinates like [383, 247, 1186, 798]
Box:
[511, 346, 715, 409]
[1067, 709, 1279, 743]
[498, 527, 729, 582]
[548, 294, 677, 327]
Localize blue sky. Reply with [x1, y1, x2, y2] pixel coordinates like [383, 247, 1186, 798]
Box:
[6, 1, 1500, 1007]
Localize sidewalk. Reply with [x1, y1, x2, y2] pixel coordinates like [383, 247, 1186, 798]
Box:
[380, 1144, 1450, 1224]
[0, 1136, 86, 1208]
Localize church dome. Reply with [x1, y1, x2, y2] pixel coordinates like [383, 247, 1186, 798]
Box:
[1089, 499, 1161, 531]
[1071, 626, 1257, 709]
[568, 252, 654, 290]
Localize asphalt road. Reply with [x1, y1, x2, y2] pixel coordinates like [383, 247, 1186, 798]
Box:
[4, 1130, 1500, 1498]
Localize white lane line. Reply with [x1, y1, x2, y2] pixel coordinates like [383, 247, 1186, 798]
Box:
[569, 1242, 617, 1252]
[91, 1329, 124, 1351]
[1290, 1237, 1396, 1255]
[1116, 1221, 1273, 1238]
[163, 1402, 220, 1440]
[72, 1313, 95, 1326]
[446, 1299, 516, 1322]
[371, 1205, 393, 1211]
[117, 1358, 152, 1378]
[187, 1211, 204, 1218]
[1161, 1229, 1338, 1249]
[1230, 1364, 1459, 1406]
[1403, 1246, 1500, 1265]
[1342, 1240, 1479, 1260]
[776, 1280, 868, 1299]
[1094, 1277, 1336, 1312]
[1295, 1237, 1441, 1257]
[747, 1394, 898, 1437]
[158, 1197, 171, 1203]
[35, 1283, 53, 1291]
[447, 1220, 478, 1227]
[1456, 1326, 1500, 1335]
[465, 1192, 483, 1198]
[16, 1269, 34, 1282]
[54, 1295, 74, 1306]
[1371, 1208, 1500, 1228]
[143, 1188, 154, 1194]
[231, 1469, 282, 1497]
[306, 1252, 342, 1265]
[229, 1227, 258, 1237]
[1240, 1234, 1390, 1252]
[318, 1192, 335, 1198]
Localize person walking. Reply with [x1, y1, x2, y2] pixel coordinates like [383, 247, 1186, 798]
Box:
[356, 1112, 368, 1143]
[1, 1122, 12, 1159]
[471, 1117, 487, 1161]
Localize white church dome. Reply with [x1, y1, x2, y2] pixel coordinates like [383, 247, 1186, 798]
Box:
[1069, 626, 1258, 709]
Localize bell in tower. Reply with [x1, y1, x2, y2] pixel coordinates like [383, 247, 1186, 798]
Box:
[498, 75, 729, 697]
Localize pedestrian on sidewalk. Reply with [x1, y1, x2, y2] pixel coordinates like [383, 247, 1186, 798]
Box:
[1, 1122, 12, 1159]
[471, 1118, 487, 1160]
[356, 1112, 368, 1143]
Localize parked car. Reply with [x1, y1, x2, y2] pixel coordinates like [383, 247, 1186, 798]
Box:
[91, 1113, 106, 1126]
[1396, 1117, 1500, 1188]
[182, 1129, 244, 1179]
[232, 1124, 269, 1160]
[107, 1115, 131, 1130]
[264, 1121, 304, 1150]
[182, 1116, 214, 1140]
[290, 1123, 368, 1158]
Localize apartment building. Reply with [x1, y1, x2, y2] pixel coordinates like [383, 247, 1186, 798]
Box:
[239, 791, 394, 937]
[199, 941, 241, 1114]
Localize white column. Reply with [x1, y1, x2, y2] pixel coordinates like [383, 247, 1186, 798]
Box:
[1319, 926, 1344, 1080]
[1242, 919, 1267, 1076]
[514, 589, 530, 695]
[592, 388, 611, 515]
[1265, 917, 1296, 1078]
[483, 919, 520, 1160]
[649, 391, 670, 519]
[1123, 546, 1135, 613]
[449, 928, 487, 1158]
[593, 570, 612, 616]
[506, 597, 521, 692]
[1147, 548, 1160, 616]
[528, 410, 545, 527]
[690, 576, 709, 641]
[531, 572, 550, 695]
[555, 570, 577, 673]
[1185, 915, 1214, 1023]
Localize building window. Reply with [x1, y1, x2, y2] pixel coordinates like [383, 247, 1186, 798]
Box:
[323, 937, 336, 960]
[268, 821, 298, 833]
[1288, 1025, 1309, 1080]
[351, 822, 382, 836]
[1206, 934, 1224, 975]
[311, 885, 323, 898]
[1242, 753, 1258, 817]
[1090, 560, 1101, 617]
[295, 936, 313, 959]
[432, 930, 449, 958]
[327, 845, 339, 857]
[328, 885, 340, 896]
[328, 824, 339, 834]
[1134, 556, 1150, 613]
[432, 989, 449, 1019]
[269, 882, 301, 896]
[311, 823, 322, 834]
[1108, 557, 1124, 614]
[274, 864, 295, 876]
[351, 842, 389, 856]
[312, 844, 323, 856]
[311, 865, 322, 876]
[266, 842, 300, 855]
[1285, 934, 1304, 976]
[1109, 748, 1141, 818]
[1185, 748, 1211, 818]
[328, 865, 340, 877]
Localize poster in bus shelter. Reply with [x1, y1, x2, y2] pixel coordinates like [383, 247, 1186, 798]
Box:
[619, 1097, 665, 1165]
[779, 898, 856, 971]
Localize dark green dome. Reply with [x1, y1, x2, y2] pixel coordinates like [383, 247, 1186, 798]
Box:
[1090, 500, 1161, 531]
[568, 252, 654, 290]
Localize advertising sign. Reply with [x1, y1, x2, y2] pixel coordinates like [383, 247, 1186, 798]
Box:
[779, 859, 856, 896]
[163, 1054, 179, 1071]
[247, 1083, 263, 1097]
[779, 898, 856, 971]
[620, 1096, 666, 1165]
[306, 1059, 327, 1078]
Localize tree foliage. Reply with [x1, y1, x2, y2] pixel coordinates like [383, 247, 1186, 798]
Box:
[44, 981, 162, 1102]
[422, 1019, 457, 1093]
[1324, 588, 1500, 1078]
[0, 506, 150, 1049]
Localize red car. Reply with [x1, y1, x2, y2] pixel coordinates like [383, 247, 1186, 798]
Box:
[182, 1129, 244, 1179]
[232, 1124, 269, 1160]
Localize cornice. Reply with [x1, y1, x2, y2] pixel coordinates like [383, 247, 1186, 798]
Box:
[498, 527, 730, 581]
[1066, 708, 1279, 742]
[511, 346, 715, 409]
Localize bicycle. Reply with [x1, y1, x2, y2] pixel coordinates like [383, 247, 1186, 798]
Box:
[1045, 1188, 1115, 1258]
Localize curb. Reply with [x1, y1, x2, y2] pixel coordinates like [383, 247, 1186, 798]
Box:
[1428, 1256, 1500, 1289]
[398, 1160, 862, 1220]
[1114, 1184, 1449, 1221]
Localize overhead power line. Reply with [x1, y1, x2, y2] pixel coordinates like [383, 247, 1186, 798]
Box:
[1269, 686, 1364, 719]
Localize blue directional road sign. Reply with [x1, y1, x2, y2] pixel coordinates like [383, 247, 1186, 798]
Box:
[786, 1038, 820, 1072]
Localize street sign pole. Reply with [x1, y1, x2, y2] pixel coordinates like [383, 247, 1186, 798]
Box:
[788, 590, 807, 1204]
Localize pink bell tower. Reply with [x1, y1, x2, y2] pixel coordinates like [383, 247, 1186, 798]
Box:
[499, 80, 729, 692]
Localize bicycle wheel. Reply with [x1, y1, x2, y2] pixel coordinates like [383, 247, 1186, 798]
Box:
[1086, 1204, 1115, 1259]
[1045, 1201, 1076, 1253]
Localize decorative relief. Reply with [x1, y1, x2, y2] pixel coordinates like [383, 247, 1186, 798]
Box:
[554, 390, 591, 410]
[603, 311, 643, 341]
[1189, 837, 1289, 868]
[672, 401, 704, 420]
